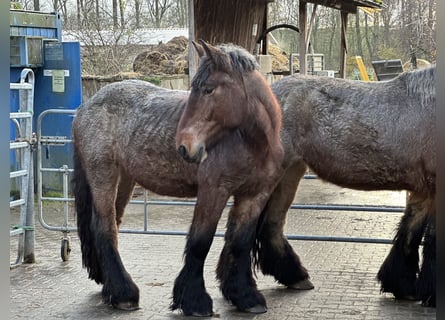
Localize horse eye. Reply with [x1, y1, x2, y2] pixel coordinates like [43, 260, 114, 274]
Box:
[203, 86, 214, 95]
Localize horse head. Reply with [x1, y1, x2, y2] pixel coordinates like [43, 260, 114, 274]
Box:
[176, 40, 281, 164]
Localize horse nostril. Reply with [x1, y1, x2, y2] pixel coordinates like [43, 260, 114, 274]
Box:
[177, 144, 188, 159]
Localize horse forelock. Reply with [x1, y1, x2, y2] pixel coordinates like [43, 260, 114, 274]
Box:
[191, 44, 259, 91]
[217, 44, 259, 73]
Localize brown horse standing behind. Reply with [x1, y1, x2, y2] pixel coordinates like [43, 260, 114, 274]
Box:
[263, 66, 436, 307]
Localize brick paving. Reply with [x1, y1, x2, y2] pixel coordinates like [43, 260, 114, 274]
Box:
[10, 179, 436, 319]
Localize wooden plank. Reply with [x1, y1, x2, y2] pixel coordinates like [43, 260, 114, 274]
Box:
[194, 0, 267, 52]
[339, 11, 348, 78]
[188, 0, 197, 79]
[299, 1, 307, 75]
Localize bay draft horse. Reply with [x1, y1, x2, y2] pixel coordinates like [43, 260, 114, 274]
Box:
[266, 66, 436, 307]
[72, 40, 313, 316]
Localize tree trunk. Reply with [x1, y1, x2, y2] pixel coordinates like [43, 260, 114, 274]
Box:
[112, 0, 118, 29]
[135, 0, 141, 28]
[355, 11, 363, 57]
[33, 0, 40, 11]
[119, 0, 125, 28]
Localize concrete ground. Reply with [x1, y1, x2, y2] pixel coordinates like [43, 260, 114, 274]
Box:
[10, 178, 436, 319]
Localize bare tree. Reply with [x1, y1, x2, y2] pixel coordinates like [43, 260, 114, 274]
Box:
[134, 0, 142, 28]
[112, 0, 118, 28]
[147, 0, 172, 28]
[119, 0, 125, 28]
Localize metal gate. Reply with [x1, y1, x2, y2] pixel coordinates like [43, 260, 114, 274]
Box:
[37, 109, 404, 261]
[10, 69, 36, 268]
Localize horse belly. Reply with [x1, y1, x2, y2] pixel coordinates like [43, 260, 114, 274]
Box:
[127, 159, 198, 198]
[303, 146, 419, 192]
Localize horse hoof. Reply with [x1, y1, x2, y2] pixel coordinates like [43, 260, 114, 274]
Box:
[396, 294, 418, 301]
[244, 304, 267, 314]
[113, 301, 140, 311]
[288, 279, 315, 290]
[191, 311, 213, 317]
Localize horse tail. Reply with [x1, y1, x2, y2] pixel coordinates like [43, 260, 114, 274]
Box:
[252, 206, 267, 273]
[72, 145, 103, 284]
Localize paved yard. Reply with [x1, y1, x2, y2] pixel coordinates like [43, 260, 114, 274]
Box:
[10, 179, 436, 319]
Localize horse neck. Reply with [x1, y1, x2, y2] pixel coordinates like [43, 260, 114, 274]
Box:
[241, 72, 282, 156]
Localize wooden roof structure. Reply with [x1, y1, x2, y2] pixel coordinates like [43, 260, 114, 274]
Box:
[188, 0, 384, 78]
[298, 0, 383, 78]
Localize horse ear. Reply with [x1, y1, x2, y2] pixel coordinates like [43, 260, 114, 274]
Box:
[198, 39, 217, 59]
[192, 40, 205, 58]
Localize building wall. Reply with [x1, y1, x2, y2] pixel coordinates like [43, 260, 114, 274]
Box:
[194, 0, 267, 53]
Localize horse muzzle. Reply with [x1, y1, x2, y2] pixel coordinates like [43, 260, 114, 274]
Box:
[177, 144, 208, 163]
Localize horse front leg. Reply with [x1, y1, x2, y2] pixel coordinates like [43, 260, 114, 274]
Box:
[171, 188, 230, 316]
[216, 194, 271, 313]
[377, 191, 429, 301]
[255, 160, 314, 290]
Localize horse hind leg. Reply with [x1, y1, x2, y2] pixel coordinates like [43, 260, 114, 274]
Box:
[73, 147, 103, 284]
[416, 195, 435, 307]
[76, 157, 139, 310]
[377, 191, 429, 301]
[255, 161, 314, 290]
[115, 171, 136, 227]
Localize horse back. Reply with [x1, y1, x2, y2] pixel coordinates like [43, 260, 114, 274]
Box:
[72, 80, 199, 197]
[273, 69, 435, 193]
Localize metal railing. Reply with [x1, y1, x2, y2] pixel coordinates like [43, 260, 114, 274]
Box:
[36, 109, 405, 262]
[10, 68, 36, 267]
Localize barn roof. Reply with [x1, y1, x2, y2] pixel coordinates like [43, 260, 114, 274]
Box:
[302, 0, 383, 13]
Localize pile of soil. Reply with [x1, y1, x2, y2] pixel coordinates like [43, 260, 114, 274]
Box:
[268, 44, 299, 72]
[133, 36, 189, 75]
[133, 37, 297, 75]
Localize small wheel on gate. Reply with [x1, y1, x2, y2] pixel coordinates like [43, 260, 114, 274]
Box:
[61, 238, 71, 261]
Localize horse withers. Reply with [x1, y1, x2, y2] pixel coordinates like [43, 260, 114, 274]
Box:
[71, 40, 313, 316]
[267, 66, 436, 307]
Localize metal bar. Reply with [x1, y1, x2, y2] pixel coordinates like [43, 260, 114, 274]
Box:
[129, 199, 404, 213]
[10, 141, 29, 149]
[10, 228, 25, 237]
[40, 137, 72, 144]
[40, 167, 74, 173]
[289, 203, 404, 213]
[117, 229, 394, 244]
[10, 112, 33, 119]
[10, 169, 28, 178]
[10, 83, 33, 90]
[10, 199, 26, 207]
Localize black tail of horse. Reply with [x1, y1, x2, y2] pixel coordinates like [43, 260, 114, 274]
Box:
[72, 146, 103, 284]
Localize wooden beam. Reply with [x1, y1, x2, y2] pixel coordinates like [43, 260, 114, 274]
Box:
[299, 1, 307, 75]
[304, 0, 361, 13]
[306, 4, 318, 51]
[339, 11, 348, 78]
[188, 0, 197, 80]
